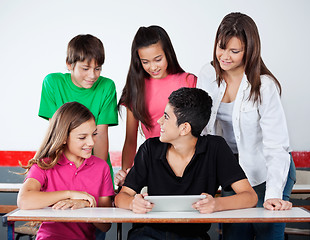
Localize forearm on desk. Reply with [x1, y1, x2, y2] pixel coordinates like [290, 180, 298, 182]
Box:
[215, 190, 258, 212]
[18, 189, 72, 210]
[216, 179, 258, 211]
[114, 187, 137, 211]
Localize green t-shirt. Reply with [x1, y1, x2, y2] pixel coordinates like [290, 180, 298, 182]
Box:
[39, 73, 118, 126]
[39, 73, 118, 185]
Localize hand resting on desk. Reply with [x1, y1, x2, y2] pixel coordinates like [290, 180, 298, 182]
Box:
[263, 198, 292, 211]
[17, 178, 96, 210]
[52, 199, 92, 210]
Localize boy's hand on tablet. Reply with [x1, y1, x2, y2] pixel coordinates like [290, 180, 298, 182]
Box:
[131, 193, 153, 214]
[193, 193, 216, 214]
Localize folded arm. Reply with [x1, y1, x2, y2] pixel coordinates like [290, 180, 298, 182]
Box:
[17, 178, 96, 210]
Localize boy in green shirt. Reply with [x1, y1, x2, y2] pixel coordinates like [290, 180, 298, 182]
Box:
[39, 34, 118, 185]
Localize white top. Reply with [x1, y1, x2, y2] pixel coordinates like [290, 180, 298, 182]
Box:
[197, 63, 291, 201]
[217, 101, 238, 154]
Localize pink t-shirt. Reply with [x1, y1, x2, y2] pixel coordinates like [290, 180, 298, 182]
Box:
[142, 72, 196, 139]
[26, 154, 114, 240]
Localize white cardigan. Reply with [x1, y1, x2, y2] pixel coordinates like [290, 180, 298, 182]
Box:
[197, 63, 290, 201]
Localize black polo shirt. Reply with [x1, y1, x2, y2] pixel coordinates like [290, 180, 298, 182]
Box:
[125, 135, 246, 196]
[124, 135, 247, 237]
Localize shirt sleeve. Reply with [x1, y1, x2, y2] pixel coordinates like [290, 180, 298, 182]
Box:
[197, 63, 214, 90]
[258, 76, 290, 200]
[26, 164, 47, 191]
[97, 79, 118, 126]
[186, 73, 197, 88]
[99, 162, 115, 197]
[38, 74, 58, 120]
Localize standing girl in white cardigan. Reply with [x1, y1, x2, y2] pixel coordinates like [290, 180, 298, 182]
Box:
[197, 12, 295, 240]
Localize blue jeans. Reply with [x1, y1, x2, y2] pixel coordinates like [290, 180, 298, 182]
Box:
[128, 225, 210, 240]
[95, 228, 106, 240]
[222, 155, 296, 240]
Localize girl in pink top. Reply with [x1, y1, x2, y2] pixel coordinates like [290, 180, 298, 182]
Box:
[115, 26, 196, 186]
[17, 102, 114, 240]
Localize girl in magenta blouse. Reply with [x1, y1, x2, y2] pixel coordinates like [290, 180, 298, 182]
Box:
[17, 102, 114, 240]
[115, 26, 196, 186]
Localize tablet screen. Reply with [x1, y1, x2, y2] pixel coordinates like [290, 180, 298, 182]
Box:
[144, 195, 206, 212]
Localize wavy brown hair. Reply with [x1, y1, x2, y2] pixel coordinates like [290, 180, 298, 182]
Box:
[20, 102, 95, 174]
[118, 25, 188, 130]
[213, 12, 281, 103]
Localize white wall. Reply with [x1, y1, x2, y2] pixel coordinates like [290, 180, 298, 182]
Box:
[0, 0, 309, 152]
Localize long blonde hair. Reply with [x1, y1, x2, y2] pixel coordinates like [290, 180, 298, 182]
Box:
[21, 102, 95, 174]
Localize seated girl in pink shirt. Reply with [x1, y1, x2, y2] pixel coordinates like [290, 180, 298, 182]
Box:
[115, 25, 197, 186]
[17, 101, 114, 240]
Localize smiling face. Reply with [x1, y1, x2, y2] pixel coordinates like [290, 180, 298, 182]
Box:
[216, 37, 245, 73]
[157, 103, 182, 143]
[67, 59, 102, 89]
[63, 119, 97, 163]
[138, 42, 168, 79]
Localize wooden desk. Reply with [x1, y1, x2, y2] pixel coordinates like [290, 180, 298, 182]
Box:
[3, 207, 310, 240]
[292, 184, 310, 194]
[0, 183, 21, 215]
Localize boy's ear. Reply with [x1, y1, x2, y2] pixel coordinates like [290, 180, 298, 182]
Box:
[180, 122, 192, 136]
[66, 62, 73, 71]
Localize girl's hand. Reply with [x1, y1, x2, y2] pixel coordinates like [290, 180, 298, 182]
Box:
[52, 199, 90, 210]
[69, 191, 96, 207]
[192, 193, 216, 214]
[263, 198, 292, 210]
[114, 169, 130, 187]
[131, 193, 153, 214]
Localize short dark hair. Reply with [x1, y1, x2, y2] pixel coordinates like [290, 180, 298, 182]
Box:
[168, 87, 212, 137]
[66, 34, 105, 67]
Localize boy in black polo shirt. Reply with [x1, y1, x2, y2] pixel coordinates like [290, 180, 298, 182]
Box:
[115, 87, 257, 240]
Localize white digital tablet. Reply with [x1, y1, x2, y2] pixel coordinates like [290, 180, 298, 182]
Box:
[144, 195, 206, 212]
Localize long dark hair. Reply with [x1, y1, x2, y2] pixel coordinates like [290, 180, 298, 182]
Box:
[118, 25, 185, 129]
[20, 102, 95, 174]
[213, 12, 281, 103]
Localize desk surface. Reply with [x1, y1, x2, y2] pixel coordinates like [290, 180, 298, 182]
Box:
[292, 184, 310, 193]
[3, 207, 310, 224]
[0, 183, 22, 192]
